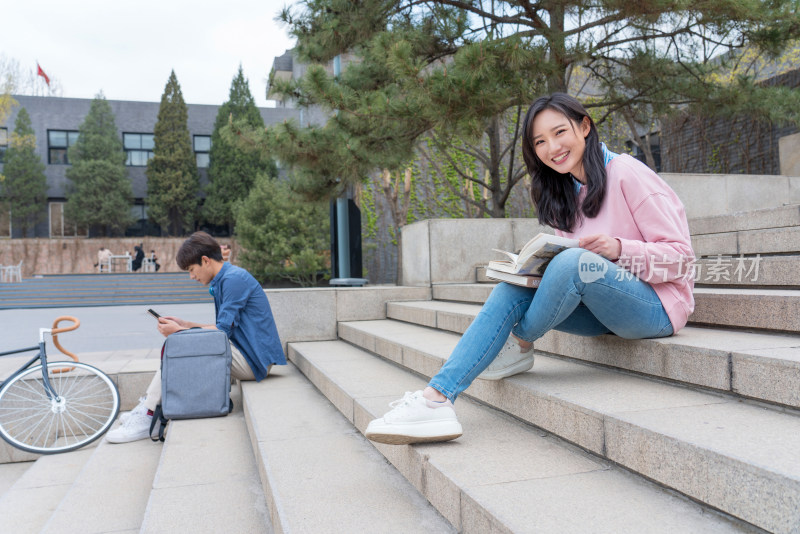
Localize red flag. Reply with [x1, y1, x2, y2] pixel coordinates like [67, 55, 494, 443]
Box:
[37, 63, 50, 86]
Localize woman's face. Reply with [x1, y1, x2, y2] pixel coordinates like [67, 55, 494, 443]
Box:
[531, 108, 591, 182]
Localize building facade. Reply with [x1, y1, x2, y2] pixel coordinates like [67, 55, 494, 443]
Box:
[0, 94, 299, 238]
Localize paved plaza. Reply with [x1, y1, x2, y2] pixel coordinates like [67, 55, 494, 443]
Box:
[0, 302, 215, 356]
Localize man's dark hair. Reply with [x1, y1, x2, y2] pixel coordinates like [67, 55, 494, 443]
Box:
[176, 232, 223, 270]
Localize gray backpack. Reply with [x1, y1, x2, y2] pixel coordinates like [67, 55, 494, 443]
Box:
[151, 328, 233, 441]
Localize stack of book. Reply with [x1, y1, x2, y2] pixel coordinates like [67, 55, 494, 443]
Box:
[486, 233, 578, 288]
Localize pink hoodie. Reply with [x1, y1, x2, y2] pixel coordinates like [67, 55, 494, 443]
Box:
[555, 154, 695, 333]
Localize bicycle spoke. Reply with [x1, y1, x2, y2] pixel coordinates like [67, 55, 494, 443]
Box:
[59, 409, 80, 440]
[0, 362, 119, 453]
[63, 408, 98, 436]
[1, 413, 44, 430]
[14, 377, 50, 399]
[20, 410, 54, 448]
[0, 389, 51, 407]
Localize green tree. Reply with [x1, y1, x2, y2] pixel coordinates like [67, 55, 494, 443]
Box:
[243, 1, 800, 202]
[204, 66, 271, 232]
[235, 172, 330, 287]
[64, 93, 133, 236]
[0, 107, 47, 235]
[146, 70, 199, 236]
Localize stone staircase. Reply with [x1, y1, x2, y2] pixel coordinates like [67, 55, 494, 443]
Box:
[0, 273, 212, 310]
[0, 349, 454, 533]
[0, 204, 798, 532]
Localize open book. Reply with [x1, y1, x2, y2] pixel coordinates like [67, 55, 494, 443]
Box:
[488, 233, 579, 276]
[485, 269, 543, 288]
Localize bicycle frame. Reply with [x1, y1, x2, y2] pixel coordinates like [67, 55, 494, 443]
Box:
[0, 328, 59, 400]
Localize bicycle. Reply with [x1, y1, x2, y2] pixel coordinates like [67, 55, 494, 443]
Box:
[0, 316, 120, 454]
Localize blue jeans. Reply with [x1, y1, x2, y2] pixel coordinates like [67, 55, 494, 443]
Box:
[429, 248, 674, 402]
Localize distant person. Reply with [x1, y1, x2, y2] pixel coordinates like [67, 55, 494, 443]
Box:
[131, 244, 145, 271]
[96, 247, 112, 272]
[150, 250, 161, 272]
[106, 232, 286, 443]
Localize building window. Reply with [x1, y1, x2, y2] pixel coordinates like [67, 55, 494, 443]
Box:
[48, 130, 80, 165]
[0, 127, 7, 164]
[49, 202, 87, 238]
[0, 201, 10, 238]
[194, 135, 211, 168]
[124, 133, 155, 166]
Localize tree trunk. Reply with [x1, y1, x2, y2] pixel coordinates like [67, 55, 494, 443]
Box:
[546, 6, 569, 94]
[486, 116, 507, 218]
[381, 168, 412, 284]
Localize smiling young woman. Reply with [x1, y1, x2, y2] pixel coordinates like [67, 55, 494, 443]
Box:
[365, 93, 696, 445]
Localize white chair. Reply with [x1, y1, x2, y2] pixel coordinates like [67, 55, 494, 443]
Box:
[0, 264, 5, 283]
[4, 261, 22, 283]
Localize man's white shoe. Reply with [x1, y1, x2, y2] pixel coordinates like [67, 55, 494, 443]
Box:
[365, 391, 462, 445]
[119, 396, 147, 425]
[478, 335, 534, 380]
[106, 411, 153, 443]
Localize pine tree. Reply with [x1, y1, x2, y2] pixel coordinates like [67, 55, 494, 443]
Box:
[1, 107, 47, 235]
[146, 71, 199, 236]
[64, 93, 133, 236]
[235, 171, 329, 287]
[204, 66, 271, 232]
[245, 1, 800, 202]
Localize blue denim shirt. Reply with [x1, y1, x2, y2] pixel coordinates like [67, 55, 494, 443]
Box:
[574, 142, 618, 194]
[209, 262, 285, 380]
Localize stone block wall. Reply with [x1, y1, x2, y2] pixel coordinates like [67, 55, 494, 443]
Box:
[660, 69, 800, 175]
[0, 238, 239, 278]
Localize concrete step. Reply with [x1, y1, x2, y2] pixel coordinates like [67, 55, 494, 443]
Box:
[338, 319, 800, 533]
[0, 273, 211, 311]
[0, 460, 30, 495]
[288, 339, 754, 533]
[692, 287, 800, 333]
[692, 254, 800, 287]
[430, 283, 800, 334]
[692, 225, 800, 257]
[687, 204, 800, 258]
[41, 435, 162, 533]
[241, 362, 455, 533]
[140, 385, 271, 533]
[0, 448, 94, 534]
[689, 204, 800, 235]
[386, 300, 800, 409]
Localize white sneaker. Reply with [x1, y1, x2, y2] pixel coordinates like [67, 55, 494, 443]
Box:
[106, 411, 153, 443]
[119, 396, 147, 425]
[478, 335, 534, 380]
[365, 391, 463, 445]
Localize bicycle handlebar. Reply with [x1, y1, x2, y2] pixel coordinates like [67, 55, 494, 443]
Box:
[52, 316, 80, 335]
[48, 316, 81, 363]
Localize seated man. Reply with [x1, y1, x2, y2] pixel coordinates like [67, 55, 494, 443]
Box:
[96, 247, 112, 272]
[106, 232, 285, 443]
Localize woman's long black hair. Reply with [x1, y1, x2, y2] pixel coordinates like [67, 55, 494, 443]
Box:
[521, 93, 606, 233]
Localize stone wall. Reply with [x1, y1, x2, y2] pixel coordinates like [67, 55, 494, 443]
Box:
[0, 238, 239, 278]
[660, 69, 800, 175]
[780, 132, 800, 176]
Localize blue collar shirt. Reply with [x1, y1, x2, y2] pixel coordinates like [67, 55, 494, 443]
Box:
[209, 262, 285, 381]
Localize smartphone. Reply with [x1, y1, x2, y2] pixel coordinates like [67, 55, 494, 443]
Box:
[147, 308, 161, 320]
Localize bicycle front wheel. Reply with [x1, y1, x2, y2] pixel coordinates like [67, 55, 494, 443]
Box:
[0, 361, 120, 454]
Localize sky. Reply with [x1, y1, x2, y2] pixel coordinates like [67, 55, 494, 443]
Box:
[1, 0, 298, 108]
